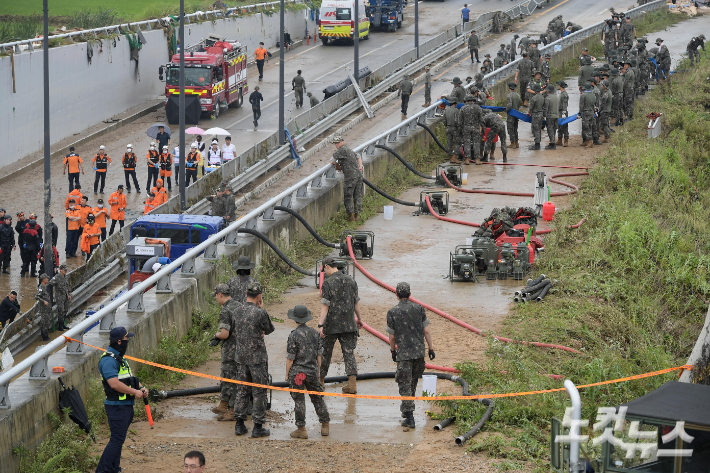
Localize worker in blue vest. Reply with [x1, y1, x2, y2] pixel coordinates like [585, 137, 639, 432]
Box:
[96, 327, 147, 473]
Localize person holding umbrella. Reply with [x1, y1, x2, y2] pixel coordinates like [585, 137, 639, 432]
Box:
[96, 327, 147, 473]
[155, 125, 171, 151]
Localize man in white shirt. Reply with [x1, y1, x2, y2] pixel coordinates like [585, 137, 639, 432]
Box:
[207, 140, 222, 168]
[222, 136, 236, 162]
[172, 146, 182, 177]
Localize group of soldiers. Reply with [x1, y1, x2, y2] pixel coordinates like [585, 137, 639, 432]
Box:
[206, 182, 238, 224]
[211, 255, 434, 437]
[34, 264, 72, 341]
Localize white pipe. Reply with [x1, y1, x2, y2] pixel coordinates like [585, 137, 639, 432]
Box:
[564, 379, 583, 473]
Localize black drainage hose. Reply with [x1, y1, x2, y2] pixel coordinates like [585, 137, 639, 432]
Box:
[375, 144, 436, 180]
[237, 228, 316, 276]
[362, 177, 418, 206]
[417, 122, 452, 154]
[536, 282, 552, 302]
[455, 398, 494, 446]
[274, 206, 340, 249]
[433, 417, 456, 431]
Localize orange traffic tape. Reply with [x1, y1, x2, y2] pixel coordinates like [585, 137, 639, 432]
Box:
[64, 337, 691, 401]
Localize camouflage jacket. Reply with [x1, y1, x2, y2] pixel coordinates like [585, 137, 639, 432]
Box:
[528, 48, 541, 68]
[424, 71, 431, 87]
[493, 56, 503, 69]
[292, 75, 306, 89]
[48, 273, 70, 301]
[622, 68, 635, 90]
[528, 93, 545, 114]
[286, 324, 322, 375]
[332, 145, 361, 182]
[620, 23, 634, 43]
[321, 270, 359, 335]
[601, 89, 613, 113]
[517, 58, 534, 81]
[467, 34, 479, 49]
[234, 301, 275, 365]
[386, 299, 429, 361]
[505, 91, 521, 113]
[578, 65, 594, 86]
[544, 93, 560, 120]
[219, 298, 242, 362]
[207, 194, 225, 218]
[460, 103, 482, 130]
[541, 61, 551, 79]
[558, 90, 569, 115]
[482, 112, 504, 129]
[451, 85, 467, 104]
[310, 95, 320, 107]
[399, 79, 413, 95]
[34, 284, 51, 312]
[611, 76, 624, 94]
[223, 195, 237, 221]
[443, 106, 459, 129]
[579, 91, 596, 112]
[227, 274, 255, 304]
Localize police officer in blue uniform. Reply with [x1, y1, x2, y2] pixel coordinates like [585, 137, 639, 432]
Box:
[96, 327, 147, 473]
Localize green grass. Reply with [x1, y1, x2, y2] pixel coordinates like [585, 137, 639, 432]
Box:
[432, 51, 710, 472]
[0, 15, 43, 44]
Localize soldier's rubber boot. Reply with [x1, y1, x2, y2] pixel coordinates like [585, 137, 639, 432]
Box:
[212, 400, 229, 415]
[320, 377, 325, 387]
[528, 143, 541, 150]
[563, 138, 569, 147]
[290, 426, 308, 439]
[401, 411, 415, 430]
[544, 142, 556, 150]
[235, 419, 248, 436]
[321, 422, 330, 436]
[556, 137, 562, 146]
[251, 424, 271, 438]
[502, 152, 507, 163]
[480, 153, 489, 162]
[593, 140, 603, 146]
[342, 376, 357, 394]
[218, 408, 235, 421]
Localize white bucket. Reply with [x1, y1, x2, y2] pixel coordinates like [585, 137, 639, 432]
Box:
[422, 374, 437, 396]
[466, 237, 473, 246]
[383, 205, 393, 220]
[462, 173, 468, 185]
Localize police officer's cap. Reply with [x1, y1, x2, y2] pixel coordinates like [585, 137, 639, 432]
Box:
[451, 77, 462, 85]
[213, 283, 231, 296]
[287, 305, 312, 323]
[507, 82, 517, 89]
[322, 256, 338, 267]
[59, 264, 68, 271]
[232, 255, 255, 271]
[246, 281, 263, 296]
[98, 199, 104, 204]
[330, 135, 344, 144]
[396, 282, 411, 295]
[110, 326, 135, 342]
[556, 80, 568, 88]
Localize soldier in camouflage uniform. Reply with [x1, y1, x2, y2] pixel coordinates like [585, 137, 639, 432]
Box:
[686, 35, 706, 67]
[510, 35, 518, 61]
[505, 82, 521, 149]
[528, 41, 541, 70]
[308, 92, 319, 108]
[227, 255, 256, 303]
[590, 75, 602, 146]
[35, 273, 52, 341]
[622, 60, 635, 121]
[292, 70, 307, 108]
[47, 264, 71, 330]
[207, 186, 225, 219]
[655, 38, 671, 82]
[527, 70, 545, 101]
[541, 53, 552, 84]
[211, 283, 243, 421]
[450, 77, 467, 104]
[318, 256, 363, 394]
[493, 51, 505, 70]
[460, 95, 482, 165]
[443, 96, 462, 164]
[620, 17, 636, 50]
[578, 81, 597, 147]
[423, 65, 432, 107]
[636, 39, 649, 94]
[285, 305, 330, 439]
[234, 282, 275, 438]
[515, 52, 533, 105]
[556, 81, 570, 147]
[387, 282, 434, 430]
[610, 68, 624, 125]
[330, 136, 364, 222]
[543, 84, 559, 150]
[578, 56, 594, 91]
[397, 74, 413, 117]
[481, 110, 508, 162]
[599, 80, 613, 143]
[220, 183, 237, 223]
[527, 84, 545, 150]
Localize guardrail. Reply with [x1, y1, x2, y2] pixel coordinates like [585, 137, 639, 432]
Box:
[0, 0, 666, 408]
[0, 0, 306, 52]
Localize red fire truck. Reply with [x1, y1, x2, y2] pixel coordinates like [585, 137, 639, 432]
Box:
[159, 34, 248, 124]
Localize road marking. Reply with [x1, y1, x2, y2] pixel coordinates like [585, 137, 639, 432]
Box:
[533, 0, 573, 17]
[293, 44, 320, 57]
[313, 38, 401, 82]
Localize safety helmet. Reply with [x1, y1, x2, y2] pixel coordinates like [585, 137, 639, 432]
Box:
[127, 144, 133, 149]
[330, 135, 344, 143]
[99, 145, 105, 150]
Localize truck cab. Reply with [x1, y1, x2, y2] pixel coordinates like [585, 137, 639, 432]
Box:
[366, 0, 404, 32]
[319, 0, 370, 44]
[130, 215, 224, 270]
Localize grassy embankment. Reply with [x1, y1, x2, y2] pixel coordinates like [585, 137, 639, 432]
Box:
[434, 19, 710, 473]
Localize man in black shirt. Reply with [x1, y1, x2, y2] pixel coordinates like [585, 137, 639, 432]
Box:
[249, 87, 264, 129]
[156, 126, 171, 151]
[0, 291, 22, 327]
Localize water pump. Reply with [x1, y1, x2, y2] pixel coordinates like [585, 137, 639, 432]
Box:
[419, 191, 449, 215]
[436, 163, 463, 187]
[315, 256, 355, 288]
[339, 230, 374, 259]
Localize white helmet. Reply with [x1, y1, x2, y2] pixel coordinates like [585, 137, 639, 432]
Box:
[127, 144, 133, 149]
[99, 145, 105, 150]
[191, 142, 198, 149]
[150, 141, 156, 146]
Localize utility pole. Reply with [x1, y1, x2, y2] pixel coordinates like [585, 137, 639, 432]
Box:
[42, 0, 53, 270]
[278, 0, 285, 145]
[354, 0, 359, 82]
[415, 0, 419, 58]
[179, 0, 186, 211]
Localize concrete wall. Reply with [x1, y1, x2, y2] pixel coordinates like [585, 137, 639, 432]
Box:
[0, 9, 315, 172]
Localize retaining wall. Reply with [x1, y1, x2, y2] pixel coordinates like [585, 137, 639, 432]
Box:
[0, 8, 315, 171]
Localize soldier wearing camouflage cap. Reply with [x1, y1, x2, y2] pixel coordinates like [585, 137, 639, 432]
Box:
[541, 52, 552, 84]
[450, 77, 466, 104]
[308, 91, 320, 108]
[387, 282, 434, 430]
[48, 263, 71, 331]
[423, 65, 432, 107]
[527, 83, 545, 150]
[505, 82, 522, 149]
[556, 81, 570, 147]
[443, 96, 463, 164]
[543, 84, 559, 150]
[228, 255, 257, 304]
[330, 136, 364, 222]
[578, 81, 597, 147]
[460, 94, 482, 164]
[599, 79, 612, 143]
[206, 186, 226, 222]
[621, 58, 636, 121]
[318, 256, 363, 394]
[687, 34, 706, 67]
[34, 273, 52, 341]
[233, 280, 275, 438]
[211, 283, 243, 421]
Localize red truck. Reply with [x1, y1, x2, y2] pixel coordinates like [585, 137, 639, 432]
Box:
[159, 34, 248, 124]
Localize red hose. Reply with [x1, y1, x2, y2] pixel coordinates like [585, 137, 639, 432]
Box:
[441, 170, 588, 197]
[478, 162, 589, 170]
[347, 237, 581, 355]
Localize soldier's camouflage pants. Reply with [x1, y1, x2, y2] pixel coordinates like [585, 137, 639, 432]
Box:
[546, 119, 558, 144]
[56, 298, 69, 326]
[531, 112, 544, 144]
[462, 129, 481, 160]
[39, 307, 52, 338]
[235, 362, 269, 425]
[220, 359, 237, 407]
[396, 357, 426, 413]
[424, 85, 431, 104]
[688, 48, 700, 66]
[581, 111, 594, 142]
[295, 87, 304, 107]
[484, 125, 507, 155]
[320, 332, 358, 378]
[289, 370, 329, 427]
[599, 111, 611, 138]
[519, 80, 529, 102]
[612, 93, 623, 124]
[445, 126, 460, 156]
[343, 177, 363, 215]
[623, 88, 635, 119]
[506, 116, 519, 144]
[557, 121, 569, 139]
[592, 114, 600, 142]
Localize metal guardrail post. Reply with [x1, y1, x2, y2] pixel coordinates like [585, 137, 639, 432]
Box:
[398, 124, 409, 137]
[280, 194, 293, 207]
[127, 291, 145, 312]
[156, 272, 173, 293]
[29, 347, 50, 380]
[387, 132, 398, 143]
[262, 206, 276, 220]
[224, 227, 240, 246]
[181, 257, 197, 275]
[311, 174, 323, 189]
[325, 167, 337, 179]
[0, 382, 9, 409]
[203, 241, 219, 260]
[66, 331, 85, 355]
[99, 309, 117, 333]
[296, 184, 309, 199]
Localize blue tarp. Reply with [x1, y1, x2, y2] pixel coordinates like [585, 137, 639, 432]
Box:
[441, 101, 580, 126]
[284, 129, 301, 168]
